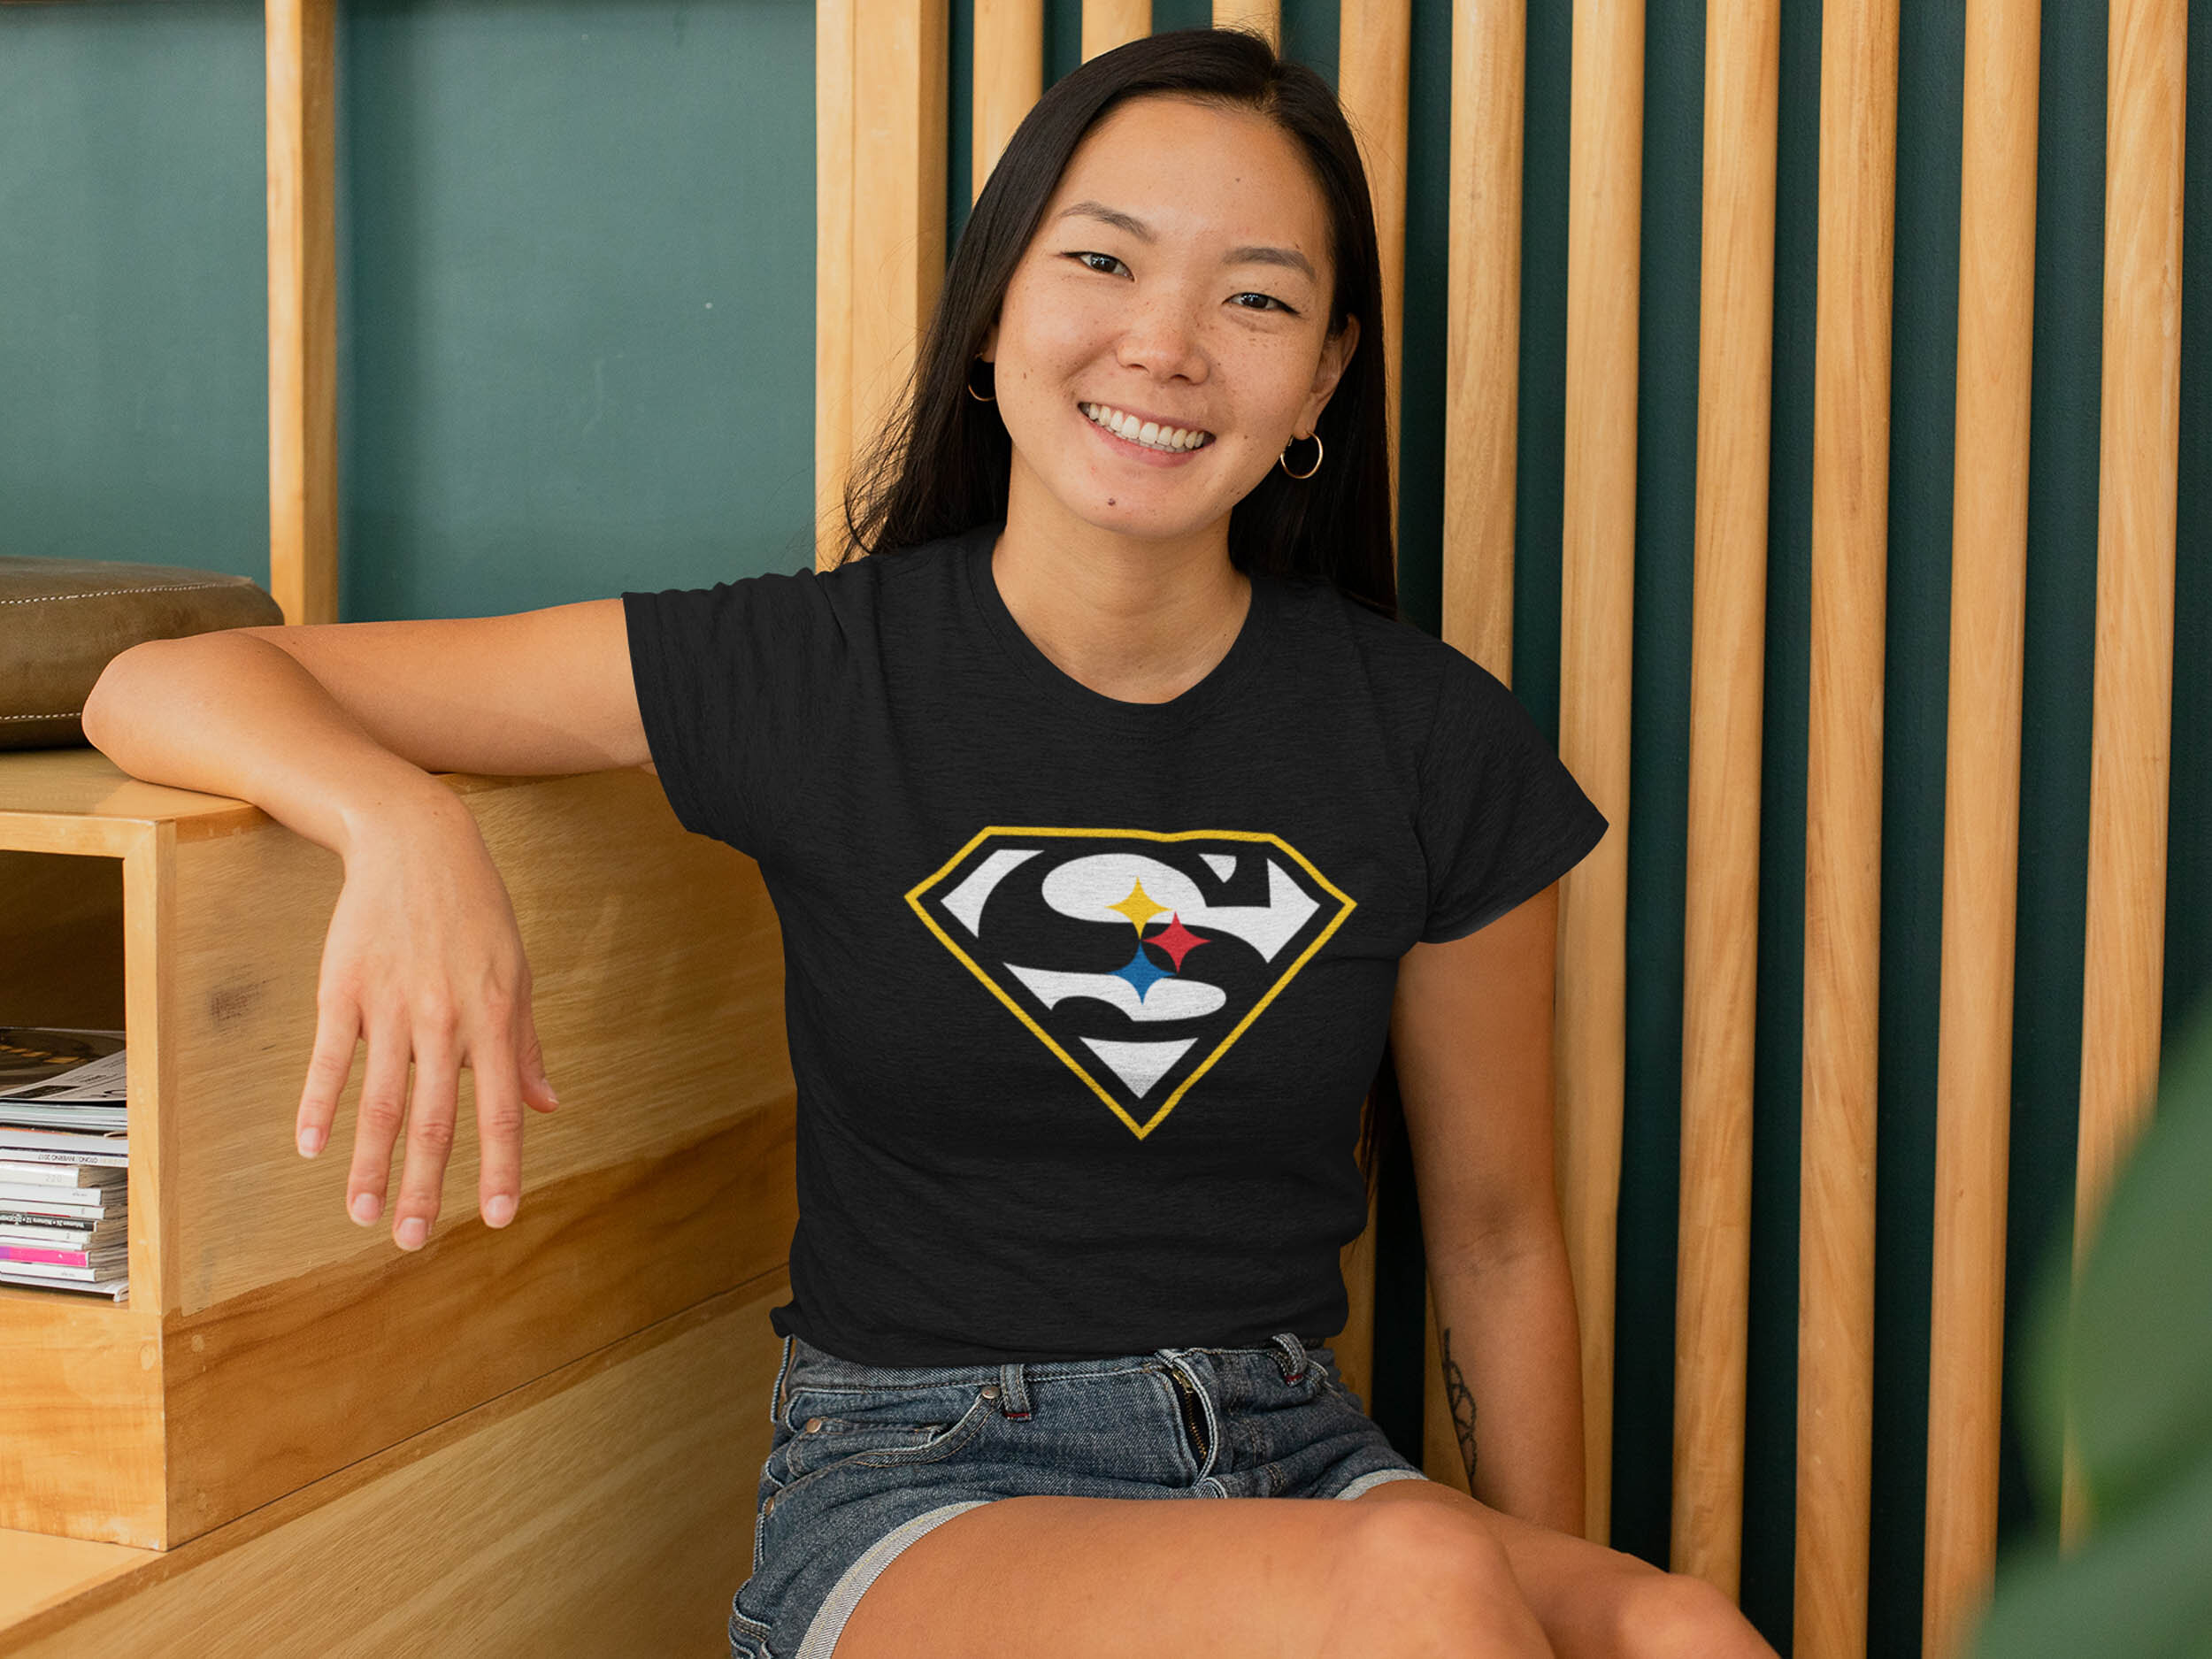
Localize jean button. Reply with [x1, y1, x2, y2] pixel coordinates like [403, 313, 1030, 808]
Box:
[980, 1383, 1001, 1400]
[803, 1417, 823, 1432]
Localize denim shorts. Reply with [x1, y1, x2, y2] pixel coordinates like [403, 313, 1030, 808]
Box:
[727, 1326, 1434, 1657]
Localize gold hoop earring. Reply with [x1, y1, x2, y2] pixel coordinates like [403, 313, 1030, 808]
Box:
[965, 359, 996, 403]
[1278, 430, 1323, 480]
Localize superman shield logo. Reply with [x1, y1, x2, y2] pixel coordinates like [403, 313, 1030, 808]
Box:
[905, 827, 1356, 1138]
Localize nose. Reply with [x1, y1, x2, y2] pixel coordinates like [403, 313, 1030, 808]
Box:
[1114, 294, 1210, 384]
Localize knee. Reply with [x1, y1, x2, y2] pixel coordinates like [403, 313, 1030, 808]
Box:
[1615, 1571, 1775, 1659]
[1337, 1505, 1541, 1655]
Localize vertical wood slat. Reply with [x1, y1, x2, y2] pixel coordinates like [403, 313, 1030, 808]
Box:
[1212, 0, 1279, 48]
[1335, 0, 1411, 550]
[820, 0, 951, 568]
[2064, 0, 2187, 1540]
[1439, 0, 1525, 679]
[815, 0, 857, 568]
[1920, 2, 2041, 1651]
[1553, 0, 1646, 1546]
[265, 0, 338, 626]
[1793, 0, 1900, 1651]
[973, 0, 1044, 202]
[1081, 0, 1150, 62]
[1671, 0, 1779, 1598]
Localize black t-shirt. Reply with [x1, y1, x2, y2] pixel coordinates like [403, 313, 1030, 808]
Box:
[621, 520, 1607, 1366]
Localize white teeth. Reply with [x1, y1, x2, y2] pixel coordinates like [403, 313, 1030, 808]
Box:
[1082, 402, 1211, 453]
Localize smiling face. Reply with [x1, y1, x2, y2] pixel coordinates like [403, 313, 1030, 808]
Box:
[979, 94, 1359, 548]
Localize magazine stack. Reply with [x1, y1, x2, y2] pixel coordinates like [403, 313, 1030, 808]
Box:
[0, 1027, 129, 1300]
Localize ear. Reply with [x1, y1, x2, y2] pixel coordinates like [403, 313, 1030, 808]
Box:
[978, 319, 1000, 363]
[1298, 313, 1360, 435]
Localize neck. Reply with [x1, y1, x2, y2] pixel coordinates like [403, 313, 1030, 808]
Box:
[990, 465, 1251, 706]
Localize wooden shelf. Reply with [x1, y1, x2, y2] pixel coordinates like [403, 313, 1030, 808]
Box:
[0, 749, 796, 1566]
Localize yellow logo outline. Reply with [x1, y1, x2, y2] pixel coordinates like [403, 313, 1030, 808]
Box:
[905, 826, 1356, 1139]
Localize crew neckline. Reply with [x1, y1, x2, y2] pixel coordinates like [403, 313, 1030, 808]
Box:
[961, 521, 1276, 730]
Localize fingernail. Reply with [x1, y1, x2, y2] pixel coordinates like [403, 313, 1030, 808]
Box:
[396, 1217, 427, 1249]
[350, 1194, 380, 1225]
[484, 1194, 516, 1227]
[297, 1126, 324, 1157]
[544, 1082, 560, 1106]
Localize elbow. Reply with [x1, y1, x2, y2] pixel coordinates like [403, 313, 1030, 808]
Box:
[81, 635, 185, 757]
[81, 641, 144, 753]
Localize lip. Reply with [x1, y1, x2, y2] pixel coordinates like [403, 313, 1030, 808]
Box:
[1078, 401, 1214, 465]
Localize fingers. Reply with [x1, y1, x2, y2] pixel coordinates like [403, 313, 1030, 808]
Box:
[518, 1022, 561, 1116]
[474, 1023, 526, 1230]
[297, 995, 362, 1159]
[327, 980, 554, 1249]
[387, 1021, 459, 1250]
[346, 1017, 415, 1229]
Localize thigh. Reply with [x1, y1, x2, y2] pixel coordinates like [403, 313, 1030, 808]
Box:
[834, 1490, 1539, 1659]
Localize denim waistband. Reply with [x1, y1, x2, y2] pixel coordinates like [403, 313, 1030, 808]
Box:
[770, 1329, 1325, 1425]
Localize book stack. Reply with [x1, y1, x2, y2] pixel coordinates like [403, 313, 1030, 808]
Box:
[0, 1027, 129, 1300]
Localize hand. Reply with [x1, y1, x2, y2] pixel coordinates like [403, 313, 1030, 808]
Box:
[294, 798, 561, 1249]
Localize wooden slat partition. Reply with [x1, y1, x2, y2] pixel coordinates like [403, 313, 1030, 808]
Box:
[1211, 0, 1279, 48]
[1335, 0, 1411, 548]
[815, 0, 857, 568]
[1921, 0, 2041, 1650]
[1438, 0, 1525, 678]
[2064, 0, 2187, 1540]
[1671, 0, 1779, 1597]
[1793, 0, 1899, 1651]
[1552, 0, 1645, 1546]
[264, 0, 338, 626]
[973, 0, 1043, 203]
[818, 0, 950, 569]
[1081, 0, 1149, 61]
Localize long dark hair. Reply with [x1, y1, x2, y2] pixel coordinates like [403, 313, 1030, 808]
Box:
[832, 26, 1404, 1214]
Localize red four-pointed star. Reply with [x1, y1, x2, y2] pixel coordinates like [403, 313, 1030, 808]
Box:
[1144, 913, 1210, 972]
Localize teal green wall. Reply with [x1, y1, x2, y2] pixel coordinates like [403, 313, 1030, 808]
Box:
[2, 0, 816, 614]
[0, 1, 268, 573]
[5, 3, 2208, 1652]
[338, 0, 817, 618]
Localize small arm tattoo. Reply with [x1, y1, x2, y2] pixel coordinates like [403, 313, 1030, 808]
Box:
[1440, 1325, 1477, 1485]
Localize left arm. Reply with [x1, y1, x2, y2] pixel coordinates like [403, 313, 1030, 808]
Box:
[1388, 880, 1584, 1534]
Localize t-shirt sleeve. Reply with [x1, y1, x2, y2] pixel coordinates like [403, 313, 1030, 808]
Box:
[1416, 647, 1610, 944]
[620, 571, 846, 863]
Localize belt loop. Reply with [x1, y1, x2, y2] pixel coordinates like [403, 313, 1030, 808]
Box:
[1271, 1332, 1308, 1382]
[771, 1333, 795, 1425]
[998, 1360, 1033, 1419]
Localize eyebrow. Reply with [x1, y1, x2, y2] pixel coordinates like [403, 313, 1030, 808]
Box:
[1053, 200, 1318, 285]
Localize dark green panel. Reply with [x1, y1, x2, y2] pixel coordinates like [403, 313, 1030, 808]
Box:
[1150, 0, 1215, 38]
[951, 0, 976, 244]
[0, 1, 266, 577]
[1045, 0, 1086, 88]
[1613, 0, 1703, 1572]
[1738, 0, 1819, 1640]
[2167, 1, 2212, 1041]
[1388, 0, 1453, 637]
[338, 0, 818, 621]
[1507, 0, 1569, 737]
[1867, 4, 1967, 1651]
[2000, 0, 2108, 1557]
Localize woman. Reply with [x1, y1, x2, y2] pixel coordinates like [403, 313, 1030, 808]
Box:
[83, 27, 1774, 1659]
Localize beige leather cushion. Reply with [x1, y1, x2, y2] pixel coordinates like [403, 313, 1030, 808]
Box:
[0, 558, 287, 750]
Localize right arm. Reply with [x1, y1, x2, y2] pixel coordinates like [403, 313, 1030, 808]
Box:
[80, 599, 653, 1250]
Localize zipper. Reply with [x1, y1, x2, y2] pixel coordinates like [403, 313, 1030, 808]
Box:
[1165, 1363, 1211, 1462]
